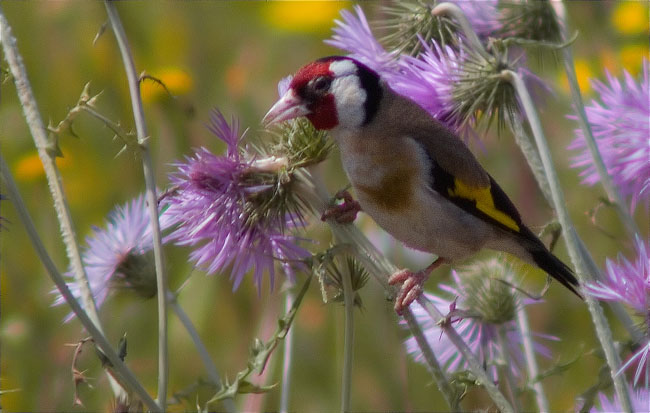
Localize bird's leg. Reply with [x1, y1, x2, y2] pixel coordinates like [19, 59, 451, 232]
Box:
[321, 189, 361, 224]
[388, 258, 447, 315]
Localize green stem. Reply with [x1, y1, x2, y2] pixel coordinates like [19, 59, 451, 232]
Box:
[503, 69, 632, 413]
[554, 2, 640, 239]
[279, 290, 295, 413]
[0, 6, 127, 399]
[515, 305, 549, 412]
[0, 154, 161, 412]
[340, 261, 355, 413]
[103, 2, 169, 408]
[167, 292, 237, 413]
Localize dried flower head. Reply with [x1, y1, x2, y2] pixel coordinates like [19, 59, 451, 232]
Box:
[405, 259, 556, 379]
[162, 109, 310, 292]
[568, 59, 650, 211]
[53, 194, 159, 321]
[584, 236, 650, 385]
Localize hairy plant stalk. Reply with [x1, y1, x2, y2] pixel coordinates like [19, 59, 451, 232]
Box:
[503, 70, 632, 413]
[300, 168, 459, 411]
[516, 306, 549, 412]
[510, 118, 554, 206]
[103, 2, 169, 407]
[0, 154, 160, 412]
[280, 290, 295, 413]
[553, 2, 640, 239]
[340, 263, 355, 413]
[167, 292, 237, 413]
[0, 6, 127, 399]
[497, 326, 522, 412]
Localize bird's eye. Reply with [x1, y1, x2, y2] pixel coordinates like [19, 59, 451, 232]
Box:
[312, 76, 332, 92]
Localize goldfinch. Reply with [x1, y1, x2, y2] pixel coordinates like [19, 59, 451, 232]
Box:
[263, 56, 581, 313]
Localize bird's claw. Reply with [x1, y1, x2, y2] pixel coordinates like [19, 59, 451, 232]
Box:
[321, 190, 361, 224]
[388, 269, 428, 315]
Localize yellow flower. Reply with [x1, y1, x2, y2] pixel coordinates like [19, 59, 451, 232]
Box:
[141, 67, 193, 104]
[612, 2, 649, 35]
[560, 58, 593, 94]
[620, 44, 649, 76]
[14, 152, 69, 182]
[263, 1, 350, 33]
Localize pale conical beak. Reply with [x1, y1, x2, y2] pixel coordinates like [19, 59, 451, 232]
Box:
[262, 90, 311, 126]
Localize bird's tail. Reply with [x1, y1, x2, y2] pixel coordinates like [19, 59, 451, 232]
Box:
[519, 226, 582, 298]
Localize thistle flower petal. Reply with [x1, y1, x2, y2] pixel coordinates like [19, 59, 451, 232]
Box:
[163, 109, 310, 292]
[568, 59, 650, 211]
[325, 5, 399, 76]
[593, 386, 650, 413]
[584, 236, 650, 385]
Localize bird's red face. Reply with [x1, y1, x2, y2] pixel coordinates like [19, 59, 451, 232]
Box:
[263, 56, 382, 131]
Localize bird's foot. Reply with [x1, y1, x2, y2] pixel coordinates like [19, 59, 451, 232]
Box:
[321, 190, 361, 224]
[388, 269, 429, 315]
[388, 258, 446, 315]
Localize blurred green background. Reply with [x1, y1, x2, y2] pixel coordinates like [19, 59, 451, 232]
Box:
[0, 1, 648, 411]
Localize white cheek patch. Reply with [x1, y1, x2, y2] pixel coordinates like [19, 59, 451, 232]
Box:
[331, 75, 367, 129]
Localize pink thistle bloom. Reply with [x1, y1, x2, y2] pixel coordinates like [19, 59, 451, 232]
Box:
[584, 236, 650, 385]
[568, 59, 650, 211]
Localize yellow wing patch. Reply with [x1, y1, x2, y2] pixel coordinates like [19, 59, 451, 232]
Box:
[448, 179, 520, 232]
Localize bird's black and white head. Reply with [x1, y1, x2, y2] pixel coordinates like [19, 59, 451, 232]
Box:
[263, 56, 382, 131]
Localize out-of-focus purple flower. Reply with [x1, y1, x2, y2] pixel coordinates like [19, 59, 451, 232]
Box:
[584, 236, 650, 385]
[53, 194, 158, 321]
[404, 260, 556, 380]
[592, 386, 650, 413]
[568, 59, 650, 211]
[162, 109, 309, 292]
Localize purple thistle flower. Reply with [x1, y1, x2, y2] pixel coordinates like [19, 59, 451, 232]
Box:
[592, 386, 650, 413]
[162, 109, 309, 292]
[568, 59, 650, 211]
[53, 194, 159, 321]
[584, 236, 650, 385]
[325, 6, 400, 76]
[391, 39, 462, 130]
[404, 260, 556, 380]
